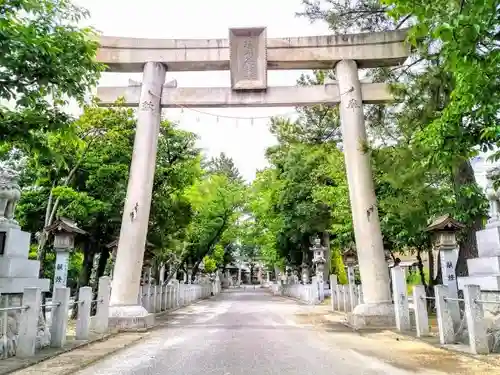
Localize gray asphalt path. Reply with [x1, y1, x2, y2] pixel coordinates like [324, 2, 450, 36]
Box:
[76, 289, 419, 375]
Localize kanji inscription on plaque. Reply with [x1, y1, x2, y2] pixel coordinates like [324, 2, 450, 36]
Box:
[229, 27, 267, 90]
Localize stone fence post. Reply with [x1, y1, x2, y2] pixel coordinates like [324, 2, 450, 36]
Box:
[17, 287, 42, 357]
[76, 286, 92, 340]
[357, 285, 363, 305]
[336, 284, 342, 311]
[93, 276, 110, 334]
[412, 285, 430, 337]
[168, 285, 174, 309]
[50, 287, 70, 347]
[175, 282, 180, 307]
[342, 285, 350, 312]
[346, 265, 357, 310]
[463, 284, 489, 354]
[161, 284, 168, 311]
[154, 285, 160, 313]
[435, 285, 455, 344]
[330, 275, 337, 312]
[391, 266, 410, 331]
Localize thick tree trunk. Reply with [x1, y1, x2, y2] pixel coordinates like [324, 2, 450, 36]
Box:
[96, 247, 109, 285]
[322, 232, 331, 281]
[453, 160, 483, 277]
[71, 243, 95, 319]
[416, 248, 427, 288]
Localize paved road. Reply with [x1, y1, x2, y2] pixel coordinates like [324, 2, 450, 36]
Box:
[76, 290, 421, 375]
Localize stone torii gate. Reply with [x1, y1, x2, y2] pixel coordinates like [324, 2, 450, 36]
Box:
[96, 27, 410, 329]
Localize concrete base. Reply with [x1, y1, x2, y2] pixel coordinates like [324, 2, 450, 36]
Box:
[346, 302, 395, 329]
[108, 305, 155, 331]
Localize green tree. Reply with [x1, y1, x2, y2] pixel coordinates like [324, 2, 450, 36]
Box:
[182, 174, 245, 282]
[13, 103, 201, 290]
[299, 0, 492, 281]
[1, 0, 104, 148]
[206, 152, 244, 183]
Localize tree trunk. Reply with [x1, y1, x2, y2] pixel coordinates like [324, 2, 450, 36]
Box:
[322, 232, 331, 281]
[96, 247, 109, 286]
[416, 248, 427, 288]
[453, 160, 483, 277]
[71, 243, 95, 319]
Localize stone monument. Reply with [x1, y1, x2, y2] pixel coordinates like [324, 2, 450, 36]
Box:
[458, 167, 500, 349]
[485, 166, 500, 228]
[0, 161, 51, 357]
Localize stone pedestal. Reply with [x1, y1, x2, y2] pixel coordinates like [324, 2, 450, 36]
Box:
[0, 226, 50, 292]
[336, 59, 394, 328]
[108, 305, 154, 331]
[108, 61, 166, 329]
[458, 224, 500, 342]
[0, 225, 50, 357]
[458, 226, 500, 290]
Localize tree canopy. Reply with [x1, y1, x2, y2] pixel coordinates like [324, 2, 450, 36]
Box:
[1, 0, 104, 150]
[2, 0, 498, 295]
[245, 0, 497, 289]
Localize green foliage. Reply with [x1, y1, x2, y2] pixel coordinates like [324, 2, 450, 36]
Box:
[11, 100, 243, 285]
[183, 174, 245, 270]
[330, 247, 347, 284]
[206, 152, 244, 183]
[297, 0, 492, 280]
[247, 74, 352, 270]
[0, 0, 104, 149]
[203, 256, 217, 273]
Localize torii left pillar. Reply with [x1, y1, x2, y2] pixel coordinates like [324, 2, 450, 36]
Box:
[109, 61, 166, 329]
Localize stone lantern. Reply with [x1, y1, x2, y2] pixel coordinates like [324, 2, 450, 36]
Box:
[485, 166, 500, 228]
[343, 245, 358, 309]
[310, 237, 326, 281]
[45, 217, 86, 293]
[310, 237, 327, 301]
[342, 246, 357, 268]
[426, 214, 464, 326]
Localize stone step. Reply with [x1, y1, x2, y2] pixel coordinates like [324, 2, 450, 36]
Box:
[457, 274, 500, 291]
[467, 256, 500, 276]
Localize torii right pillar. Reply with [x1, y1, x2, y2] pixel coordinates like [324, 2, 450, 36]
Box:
[336, 59, 394, 328]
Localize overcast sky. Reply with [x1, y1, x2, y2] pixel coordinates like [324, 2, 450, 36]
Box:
[75, 0, 331, 181]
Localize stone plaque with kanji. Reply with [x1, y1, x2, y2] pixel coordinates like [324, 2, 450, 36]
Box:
[229, 27, 267, 91]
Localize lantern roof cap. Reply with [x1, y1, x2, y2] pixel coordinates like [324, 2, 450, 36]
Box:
[426, 214, 465, 232]
[342, 244, 357, 259]
[44, 217, 86, 235]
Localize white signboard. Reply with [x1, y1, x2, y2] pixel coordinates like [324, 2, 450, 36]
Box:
[53, 251, 70, 292]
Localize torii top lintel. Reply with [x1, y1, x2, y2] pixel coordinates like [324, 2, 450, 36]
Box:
[97, 27, 410, 73]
